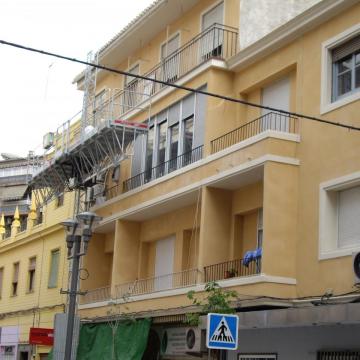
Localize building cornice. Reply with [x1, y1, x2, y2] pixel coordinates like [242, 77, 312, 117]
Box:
[228, 0, 359, 72]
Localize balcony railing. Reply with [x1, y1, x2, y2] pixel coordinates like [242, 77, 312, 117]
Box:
[4, 228, 11, 239]
[111, 24, 238, 117]
[115, 268, 200, 298]
[104, 145, 203, 199]
[204, 258, 261, 283]
[81, 285, 111, 305]
[211, 112, 298, 154]
[19, 221, 27, 233]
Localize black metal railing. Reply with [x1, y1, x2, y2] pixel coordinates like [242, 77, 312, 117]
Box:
[204, 258, 261, 282]
[210, 112, 298, 154]
[105, 145, 203, 197]
[111, 24, 238, 117]
[19, 221, 27, 233]
[4, 228, 11, 239]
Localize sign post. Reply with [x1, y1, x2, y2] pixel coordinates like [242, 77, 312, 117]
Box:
[206, 313, 239, 351]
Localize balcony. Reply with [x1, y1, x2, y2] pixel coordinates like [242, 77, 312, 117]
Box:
[204, 258, 261, 282]
[81, 285, 111, 304]
[211, 112, 298, 154]
[110, 24, 238, 117]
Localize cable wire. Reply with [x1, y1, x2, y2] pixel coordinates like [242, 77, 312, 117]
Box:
[1, 39, 360, 132]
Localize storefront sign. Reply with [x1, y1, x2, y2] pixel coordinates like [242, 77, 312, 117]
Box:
[29, 328, 54, 346]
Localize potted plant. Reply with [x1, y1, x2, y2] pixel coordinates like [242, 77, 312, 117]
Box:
[224, 268, 237, 279]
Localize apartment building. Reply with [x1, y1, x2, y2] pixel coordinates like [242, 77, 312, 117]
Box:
[26, 0, 360, 359]
[0, 155, 72, 360]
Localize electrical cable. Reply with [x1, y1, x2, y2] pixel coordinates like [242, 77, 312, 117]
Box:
[1, 39, 360, 132]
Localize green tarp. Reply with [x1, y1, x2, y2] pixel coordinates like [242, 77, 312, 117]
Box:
[76, 318, 151, 360]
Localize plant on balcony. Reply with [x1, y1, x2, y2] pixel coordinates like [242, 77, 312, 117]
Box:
[224, 268, 238, 279]
[186, 281, 238, 326]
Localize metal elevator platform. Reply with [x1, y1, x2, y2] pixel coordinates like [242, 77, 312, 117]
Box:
[29, 120, 148, 208]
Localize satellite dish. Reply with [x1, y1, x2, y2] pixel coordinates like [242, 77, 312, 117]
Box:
[353, 252, 360, 284]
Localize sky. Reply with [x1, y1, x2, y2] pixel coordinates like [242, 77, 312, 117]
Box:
[0, 0, 154, 158]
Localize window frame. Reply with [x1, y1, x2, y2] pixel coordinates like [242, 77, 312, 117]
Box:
[27, 256, 36, 293]
[48, 248, 60, 289]
[11, 262, 20, 297]
[321, 23, 360, 114]
[319, 171, 360, 260]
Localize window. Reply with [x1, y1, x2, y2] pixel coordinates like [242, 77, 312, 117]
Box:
[182, 116, 194, 166]
[123, 64, 140, 111]
[145, 126, 154, 182]
[55, 192, 64, 208]
[157, 121, 167, 170]
[238, 355, 277, 360]
[48, 249, 60, 288]
[257, 208, 263, 249]
[319, 172, 360, 259]
[201, 2, 224, 59]
[161, 34, 180, 83]
[318, 351, 360, 360]
[169, 124, 179, 172]
[28, 257, 36, 293]
[321, 25, 360, 114]
[332, 37, 360, 101]
[12, 262, 19, 296]
[0, 267, 4, 298]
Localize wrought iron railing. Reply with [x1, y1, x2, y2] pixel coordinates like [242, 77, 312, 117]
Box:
[4, 228, 11, 239]
[204, 258, 261, 282]
[104, 145, 203, 198]
[210, 112, 298, 154]
[115, 268, 200, 298]
[111, 24, 238, 117]
[19, 221, 27, 233]
[81, 285, 111, 305]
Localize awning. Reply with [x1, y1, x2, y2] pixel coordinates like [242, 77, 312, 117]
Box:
[0, 185, 28, 201]
[0, 204, 29, 216]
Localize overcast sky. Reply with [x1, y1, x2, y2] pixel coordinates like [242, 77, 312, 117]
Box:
[0, 0, 154, 158]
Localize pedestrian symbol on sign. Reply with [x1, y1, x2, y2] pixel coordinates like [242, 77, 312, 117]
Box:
[211, 318, 234, 342]
[207, 313, 239, 350]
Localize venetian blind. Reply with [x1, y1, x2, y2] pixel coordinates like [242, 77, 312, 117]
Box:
[332, 35, 360, 62]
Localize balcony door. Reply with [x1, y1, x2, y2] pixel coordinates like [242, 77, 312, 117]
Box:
[123, 63, 139, 111]
[154, 236, 175, 291]
[261, 77, 290, 132]
[161, 34, 180, 83]
[200, 1, 224, 60]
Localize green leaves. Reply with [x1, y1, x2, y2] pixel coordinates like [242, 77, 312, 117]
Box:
[185, 281, 238, 325]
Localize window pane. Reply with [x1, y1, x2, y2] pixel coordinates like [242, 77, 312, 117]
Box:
[356, 65, 360, 89]
[170, 124, 179, 160]
[355, 52, 360, 65]
[337, 71, 352, 96]
[183, 117, 194, 154]
[337, 55, 352, 73]
[157, 122, 167, 164]
[48, 250, 60, 288]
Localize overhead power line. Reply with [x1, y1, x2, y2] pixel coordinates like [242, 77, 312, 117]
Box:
[1, 39, 360, 132]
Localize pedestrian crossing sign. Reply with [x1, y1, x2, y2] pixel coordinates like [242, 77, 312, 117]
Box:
[206, 313, 239, 350]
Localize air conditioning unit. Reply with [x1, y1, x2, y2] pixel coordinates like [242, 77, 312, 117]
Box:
[154, 327, 205, 356]
[353, 252, 360, 285]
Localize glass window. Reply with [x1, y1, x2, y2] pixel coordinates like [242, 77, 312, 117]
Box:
[12, 262, 19, 296]
[48, 249, 60, 288]
[183, 117, 194, 154]
[157, 122, 167, 165]
[28, 257, 36, 292]
[169, 124, 179, 172]
[333, 50, 360, 100]
[145, 126, 154, 181]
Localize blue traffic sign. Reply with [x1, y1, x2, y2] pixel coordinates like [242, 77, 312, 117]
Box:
[206, 313, 239, 350]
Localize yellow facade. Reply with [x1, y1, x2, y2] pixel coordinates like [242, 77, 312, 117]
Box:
[0, 192, 73, 358]
[3, 0, 360, 358]
[74, 0, 360, 320]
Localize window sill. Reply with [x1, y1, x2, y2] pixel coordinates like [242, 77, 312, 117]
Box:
[320, 91, 360, 115]
[319, 246, 360, 260]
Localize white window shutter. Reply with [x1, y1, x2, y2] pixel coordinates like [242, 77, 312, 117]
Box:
[338, 186, 360, 248]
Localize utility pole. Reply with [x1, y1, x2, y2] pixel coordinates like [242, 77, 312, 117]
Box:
[63, 235, 81, 360]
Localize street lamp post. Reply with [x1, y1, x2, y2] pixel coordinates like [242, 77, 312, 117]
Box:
[61, 211, 101, 360]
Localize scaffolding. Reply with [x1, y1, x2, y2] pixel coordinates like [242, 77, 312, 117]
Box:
[28, 54, 151, 212]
